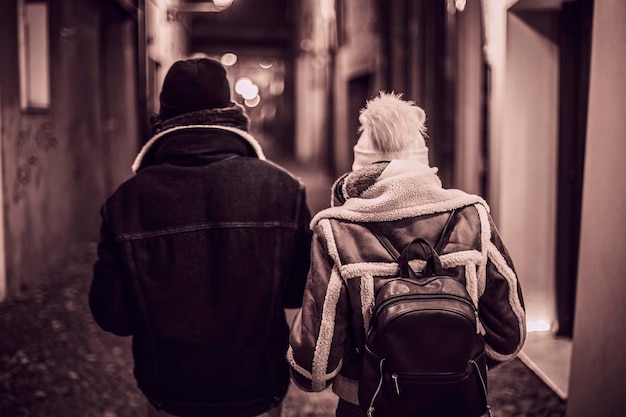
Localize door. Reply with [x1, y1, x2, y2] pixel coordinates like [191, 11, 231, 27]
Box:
[554, 0, 593, 337]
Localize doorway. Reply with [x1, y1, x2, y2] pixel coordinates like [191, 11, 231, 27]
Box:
[502, 0, 592, 340]
[499, 0, 593, 398]
[554, 0, 593, 338]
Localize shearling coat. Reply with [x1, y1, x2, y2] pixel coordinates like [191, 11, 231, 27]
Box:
[288, 161, 526, 407]
[90, 121, 312, 417]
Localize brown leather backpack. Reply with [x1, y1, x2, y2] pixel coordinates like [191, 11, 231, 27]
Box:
[358, 233, 491, 417]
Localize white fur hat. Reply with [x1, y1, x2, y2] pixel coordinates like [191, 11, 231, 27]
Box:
[352, 92, 430, 171]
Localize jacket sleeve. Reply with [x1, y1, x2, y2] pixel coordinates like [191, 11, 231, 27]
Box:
[282, 186, 313, 308]
[89, 205, 133, 337]
[479, 211, 527, 367]
[288, 223, 350, 391]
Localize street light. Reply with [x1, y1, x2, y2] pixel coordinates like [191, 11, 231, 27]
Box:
[213, 0, 234, 7]
[167, 0, 234, 22]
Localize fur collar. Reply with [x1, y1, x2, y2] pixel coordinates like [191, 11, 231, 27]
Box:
[133, 105, 265, 173]
[132, 125, 266, 174]
[312, 160, 488, 227]
[151, 105, 250, 134]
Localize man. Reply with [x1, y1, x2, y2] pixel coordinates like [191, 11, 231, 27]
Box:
[288, 92, 526, 417]
[89, 57, 312, 417]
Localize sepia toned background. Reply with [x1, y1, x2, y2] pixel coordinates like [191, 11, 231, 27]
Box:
[0, 0, 625, 416]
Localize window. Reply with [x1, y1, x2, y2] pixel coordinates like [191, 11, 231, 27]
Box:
[18, 0, 50, 111]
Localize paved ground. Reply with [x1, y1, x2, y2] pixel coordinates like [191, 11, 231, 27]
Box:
[0, 243, 566, 417]
[0, 157, 566, 417]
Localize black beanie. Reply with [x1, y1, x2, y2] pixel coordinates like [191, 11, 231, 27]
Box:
[159, 58, 232, 120]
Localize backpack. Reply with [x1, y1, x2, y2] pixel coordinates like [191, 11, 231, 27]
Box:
[358, 214, 491, 417]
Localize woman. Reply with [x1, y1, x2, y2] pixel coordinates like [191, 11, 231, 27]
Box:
[288, 92, 526, 417]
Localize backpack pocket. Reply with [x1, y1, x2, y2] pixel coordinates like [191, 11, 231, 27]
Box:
[359, 350, 489, 417]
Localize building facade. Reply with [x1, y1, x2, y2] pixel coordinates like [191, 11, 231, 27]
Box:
[0, 0, 187, 301]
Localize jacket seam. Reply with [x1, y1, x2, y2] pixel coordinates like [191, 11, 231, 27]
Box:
[116, 221, 296, 241]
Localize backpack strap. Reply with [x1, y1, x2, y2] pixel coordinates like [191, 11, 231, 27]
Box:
[366, 222, 401, 261]
[435, 208, 457, 253]
[367, 209, 457, 260]
[367, 209, 457, 278]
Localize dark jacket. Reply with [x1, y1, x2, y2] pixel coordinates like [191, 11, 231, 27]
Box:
[288, 161, 525, 406]
[90, 124, 312, 417]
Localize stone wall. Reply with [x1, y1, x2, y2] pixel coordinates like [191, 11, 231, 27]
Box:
[0, 0, 140, 299]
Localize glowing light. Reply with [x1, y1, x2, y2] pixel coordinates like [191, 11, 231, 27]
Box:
[244, 95, 261, 108]
[213, 0, 234, 8]
[455, 0, 466, 12]
[234, 77, 259, 100]
[527, 319, 552, 333]
[235, 77, 252, 94]
[241, 84, 258, 100]
[220, 53, 237, 66]
[259, 59, 274, 69]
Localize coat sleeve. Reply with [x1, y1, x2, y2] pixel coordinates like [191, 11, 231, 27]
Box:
[288, 223, 350, 392]
[89, 205, 133, 337]
[281, 185, 313, 308]
[479, 210, 527, 367]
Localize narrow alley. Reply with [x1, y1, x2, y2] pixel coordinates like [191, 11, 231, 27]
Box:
[0, 158, 566, 417]
[1, 0, 625, 416]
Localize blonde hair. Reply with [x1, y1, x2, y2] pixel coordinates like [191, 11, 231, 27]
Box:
[358, 92, 427, 153]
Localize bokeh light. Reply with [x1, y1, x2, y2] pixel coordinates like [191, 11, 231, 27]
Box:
[220, 53, 237, 66]
[235, 77, 259, 100]
[259, 59, 275, 69]
[213, 0, 234, 8]
[244, 95, 261, 108]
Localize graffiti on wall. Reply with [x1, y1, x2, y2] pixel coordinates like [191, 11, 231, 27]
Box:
[13, 120, 57, 204]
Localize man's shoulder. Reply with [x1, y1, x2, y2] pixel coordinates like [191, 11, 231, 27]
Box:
[238, 157, 306, 188]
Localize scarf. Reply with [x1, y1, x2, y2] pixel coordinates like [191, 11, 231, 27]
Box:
[133, 105, 265, 173]
[313, 160, 488, 227]
[150, 105, 250, 134]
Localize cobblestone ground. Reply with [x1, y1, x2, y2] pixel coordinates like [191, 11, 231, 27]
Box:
[0, 244, 566, 417]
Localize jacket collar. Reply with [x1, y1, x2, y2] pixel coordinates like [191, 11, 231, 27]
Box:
[132, 125, 266, 173]
[313, 160, 488, 227]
